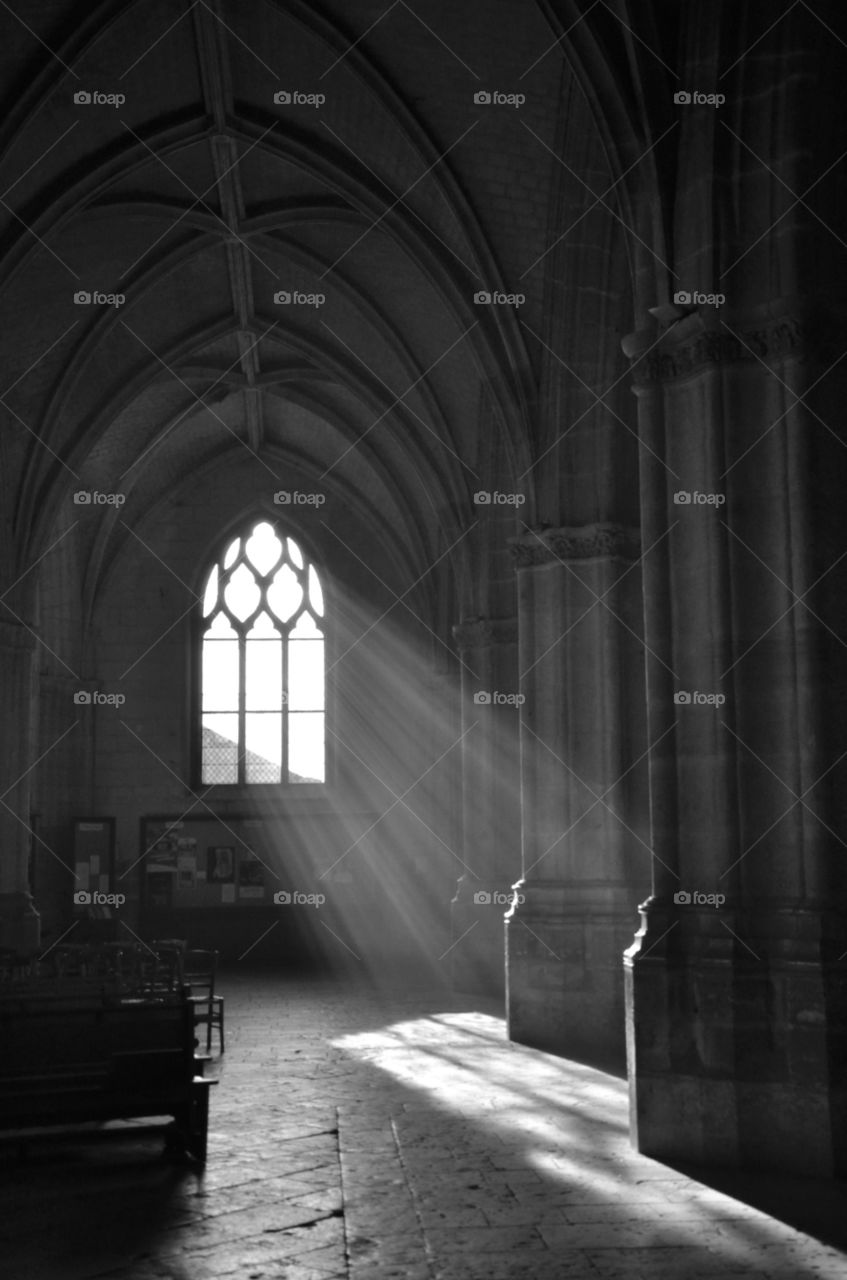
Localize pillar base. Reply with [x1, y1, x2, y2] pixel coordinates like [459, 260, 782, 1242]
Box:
[506, 880, 633, 1070]
[625, 896, 847, 1177]
[0, 891, 41, 956]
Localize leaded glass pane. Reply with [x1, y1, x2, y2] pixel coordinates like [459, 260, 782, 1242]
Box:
[245, 713, 282, 782]
[289, 713, 325, 783]
[202, 564, 219, 616]
[224, 562, 260, 621]
[308, 564, 324, 616]
[245, 522, 282, 576]
[288, 639, 324, 711]
[202, 714, 239, 784]
[245, 637, 282, 710]
[203, 638, 239, 711]
[266, 563, 301, 622]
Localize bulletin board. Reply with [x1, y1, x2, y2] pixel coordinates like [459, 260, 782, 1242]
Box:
[72, 817, 116, 905]
[139, 815, 279, 908]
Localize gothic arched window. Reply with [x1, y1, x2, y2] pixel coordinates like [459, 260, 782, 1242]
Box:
[199, 520, 325, 785]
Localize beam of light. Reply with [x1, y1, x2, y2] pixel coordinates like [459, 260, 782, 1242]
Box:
[200, 524, 527, 984]
[214, 584, 523, 984]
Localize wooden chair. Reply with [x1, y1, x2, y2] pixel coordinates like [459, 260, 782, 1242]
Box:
[50, 943, 92, 978]
[183, 949, 224, 1053]
[150, 941, 186, 990]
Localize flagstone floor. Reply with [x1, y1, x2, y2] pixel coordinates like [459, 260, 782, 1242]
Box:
[2, 971, 847, 1279]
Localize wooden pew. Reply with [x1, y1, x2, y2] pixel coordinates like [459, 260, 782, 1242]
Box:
[0, 988, 216, 1161]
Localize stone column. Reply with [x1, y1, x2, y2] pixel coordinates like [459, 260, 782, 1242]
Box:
[505, 525, 647, 1067]
[623, 305, 847, 1176]
[0, 618, 41, 954]
[449, 617, 520, 996]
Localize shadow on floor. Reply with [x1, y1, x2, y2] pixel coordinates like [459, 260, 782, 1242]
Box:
[666, 1158, 847, 1253]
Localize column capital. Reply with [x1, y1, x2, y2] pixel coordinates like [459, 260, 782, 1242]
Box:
[623, 296, 839, 387]
[509, 523, 641, 568]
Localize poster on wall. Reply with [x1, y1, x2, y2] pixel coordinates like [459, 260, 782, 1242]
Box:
[177, 853, 196, 889]
[207, 847, 235, 882]
[238, 856, 265, 899]
[144, 819, 181, 871]
[140, 815, 288, 913]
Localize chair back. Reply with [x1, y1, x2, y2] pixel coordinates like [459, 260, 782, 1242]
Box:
[183, 949, 218, 1000]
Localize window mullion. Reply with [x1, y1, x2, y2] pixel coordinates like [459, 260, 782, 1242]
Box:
[282, 627, 289, 784]
[238, 629, 246, 785]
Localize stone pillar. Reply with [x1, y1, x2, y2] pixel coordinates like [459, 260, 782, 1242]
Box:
[505, 525, 647, 1067]
[0, 618, 41, 954]
[449, 618, 519, 996]
[623, 306, 847, 1176]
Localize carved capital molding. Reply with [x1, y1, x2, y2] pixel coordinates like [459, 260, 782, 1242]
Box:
[625, 305, 829, 386]
[453, 617, 518, 649]
[509, 524, 641, 568]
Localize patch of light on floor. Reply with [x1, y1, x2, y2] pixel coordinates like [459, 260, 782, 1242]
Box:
[331, 1008, 839, 1268]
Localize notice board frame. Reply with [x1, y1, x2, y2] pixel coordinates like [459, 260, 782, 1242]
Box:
[139, 813, 277, 912]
